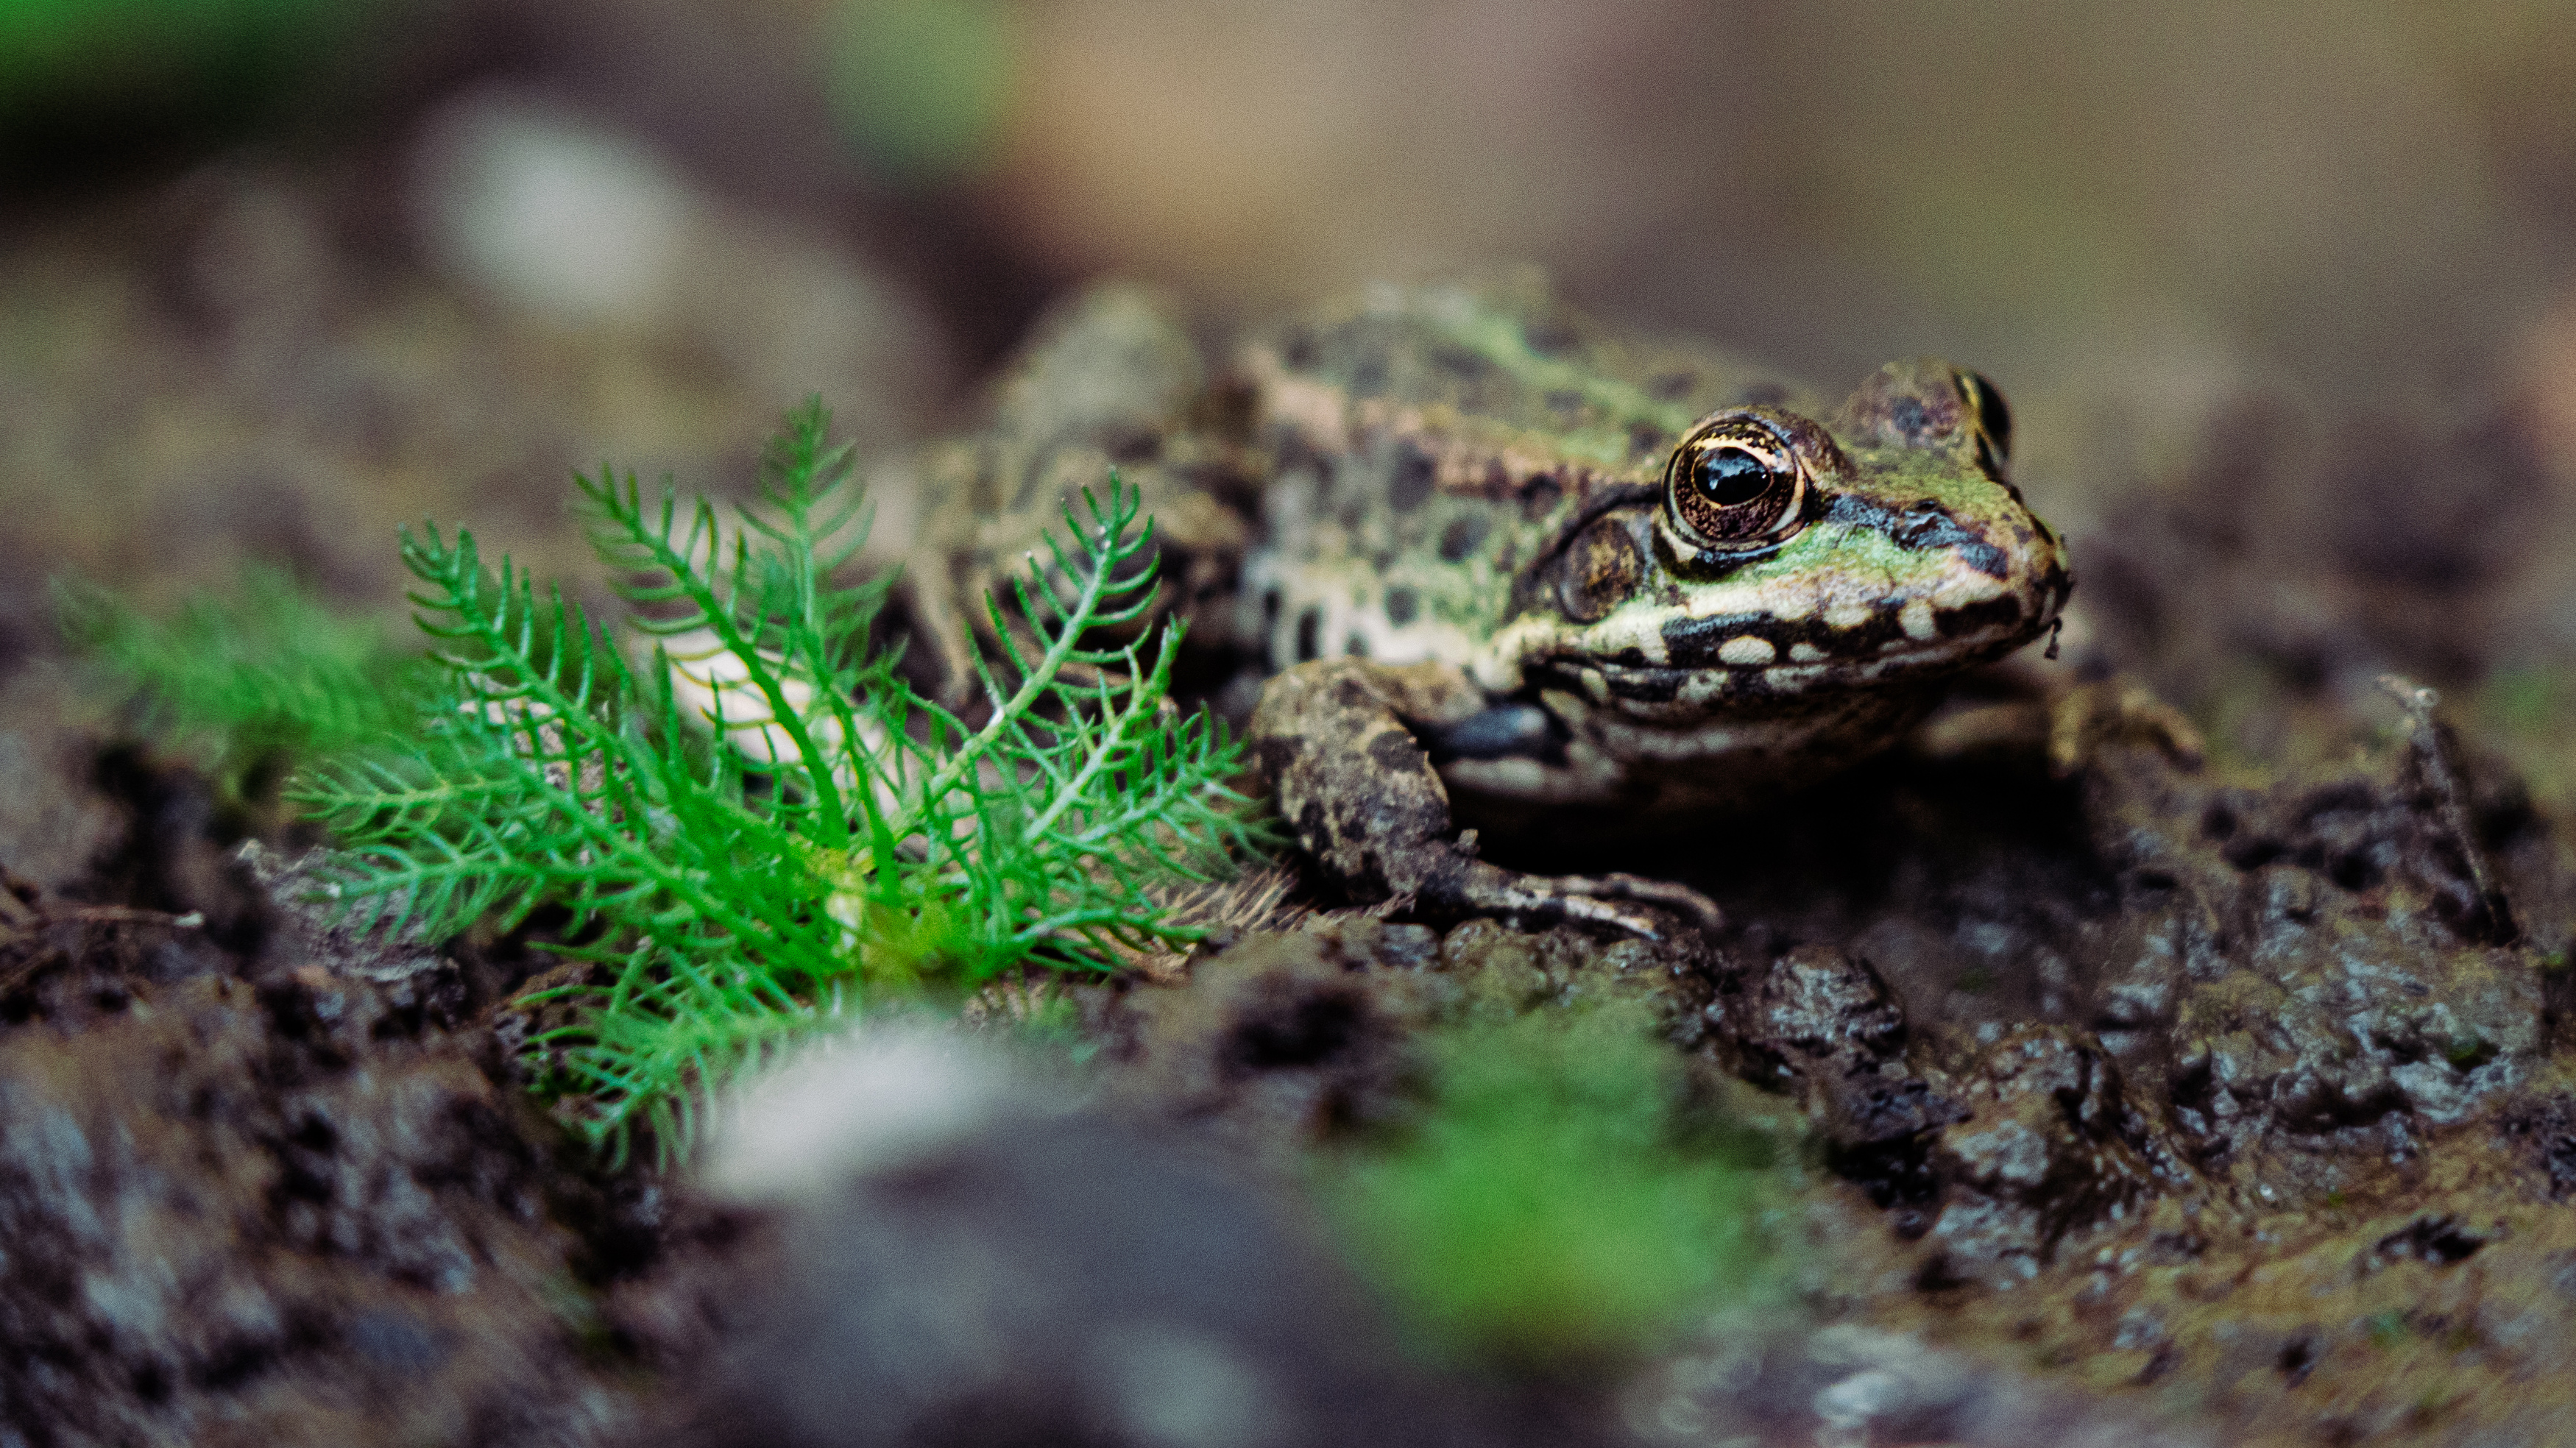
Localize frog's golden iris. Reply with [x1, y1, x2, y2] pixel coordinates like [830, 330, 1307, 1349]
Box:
[1663, 413, 1811, 550]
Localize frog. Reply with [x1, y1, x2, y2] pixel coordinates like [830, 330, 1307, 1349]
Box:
[901, 274, 2072, 938]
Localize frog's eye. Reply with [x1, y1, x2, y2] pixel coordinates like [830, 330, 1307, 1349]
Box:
[1664, 414, 1808, 550]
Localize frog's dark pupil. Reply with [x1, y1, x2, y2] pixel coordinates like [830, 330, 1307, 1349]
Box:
[1697, 447, 1772, 507]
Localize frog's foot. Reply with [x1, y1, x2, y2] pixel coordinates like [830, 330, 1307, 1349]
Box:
[1251, 658, 1719, 942]
[1444, 861, 1724, 940]
[1553, 871, 1726, 935]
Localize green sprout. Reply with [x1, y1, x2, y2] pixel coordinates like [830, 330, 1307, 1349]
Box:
[67, 400, 1266, 1160]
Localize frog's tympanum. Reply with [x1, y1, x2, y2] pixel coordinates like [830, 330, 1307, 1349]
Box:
[907, 277, 2071, 937]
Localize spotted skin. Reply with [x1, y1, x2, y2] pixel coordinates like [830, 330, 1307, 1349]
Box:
[907, 275, 2071, 936]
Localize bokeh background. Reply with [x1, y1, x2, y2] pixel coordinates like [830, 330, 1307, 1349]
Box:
[7, 0, 2576, 787]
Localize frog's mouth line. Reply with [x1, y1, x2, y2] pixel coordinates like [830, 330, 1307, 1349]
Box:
[1653, 591, 2036, 670]
[1563, 624, 2048, 706]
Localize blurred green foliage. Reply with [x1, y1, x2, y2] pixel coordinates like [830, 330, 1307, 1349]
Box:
[0, 0, 367, 138]
[2476, 664, 2576, 822]
[55, 564, 427, 808]
[1320, 1003, 1783, 1370]
[829, 0, 1019, 182]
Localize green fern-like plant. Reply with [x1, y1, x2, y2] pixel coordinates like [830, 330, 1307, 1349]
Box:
[75, 400, 1264, 1160]
[56, 564, 428, 803]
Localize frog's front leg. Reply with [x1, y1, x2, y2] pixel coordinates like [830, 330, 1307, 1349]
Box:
[1249, 659, 1722, 940]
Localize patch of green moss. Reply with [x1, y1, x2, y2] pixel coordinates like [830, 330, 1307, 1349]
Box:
[1317, 1002, 1780, 1371]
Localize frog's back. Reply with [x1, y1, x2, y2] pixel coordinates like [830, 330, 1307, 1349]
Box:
[1236, 277, 1827, 674]
[1245, 275, 1830, 489]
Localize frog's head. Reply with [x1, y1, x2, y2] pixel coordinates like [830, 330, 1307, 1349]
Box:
[1512, 358, 2073, 721]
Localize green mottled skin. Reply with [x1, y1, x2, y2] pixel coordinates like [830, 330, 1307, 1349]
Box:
[907, 274, 2073, 934]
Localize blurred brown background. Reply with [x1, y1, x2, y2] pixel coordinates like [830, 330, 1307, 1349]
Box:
[5, 0, 2576, 778]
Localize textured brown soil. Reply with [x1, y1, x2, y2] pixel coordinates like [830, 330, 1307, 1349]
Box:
[7, 155, 2576, 1448]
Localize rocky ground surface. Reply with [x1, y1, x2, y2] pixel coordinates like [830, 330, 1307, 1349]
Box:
[7, 157, 2576, 1448]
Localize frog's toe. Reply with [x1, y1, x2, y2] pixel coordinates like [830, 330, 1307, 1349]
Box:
[1539, 872, 1724, 940]
[1443, 859, 1721, 941]
[1574, 872, 1726, 934]
[1552, 895, 1679, 940]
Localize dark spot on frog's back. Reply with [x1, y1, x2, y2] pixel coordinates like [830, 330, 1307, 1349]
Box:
[1627, 424, 1671, 459]
[1824, 494, 2010, 579]
[1388, 440, 1437, 512]
[1384, 586, 1419, 625]
[1253, 736, 1304, 780]
[1438, 514, 1490, 562]
[1273, 433, 1334, 492]
[1281, 327, 1317, 369]
[1648, 370, 1697, 401]
[1523, 318, 1581, 356]
[1367, 730, 1427, 774]
[1099, 423, 1162, 464]
[1432, 345, 1492, 380]
[1351, 355, 1389, 397]
[1295, 606, 1323, 662]
[1739, 381, 1790, 405]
